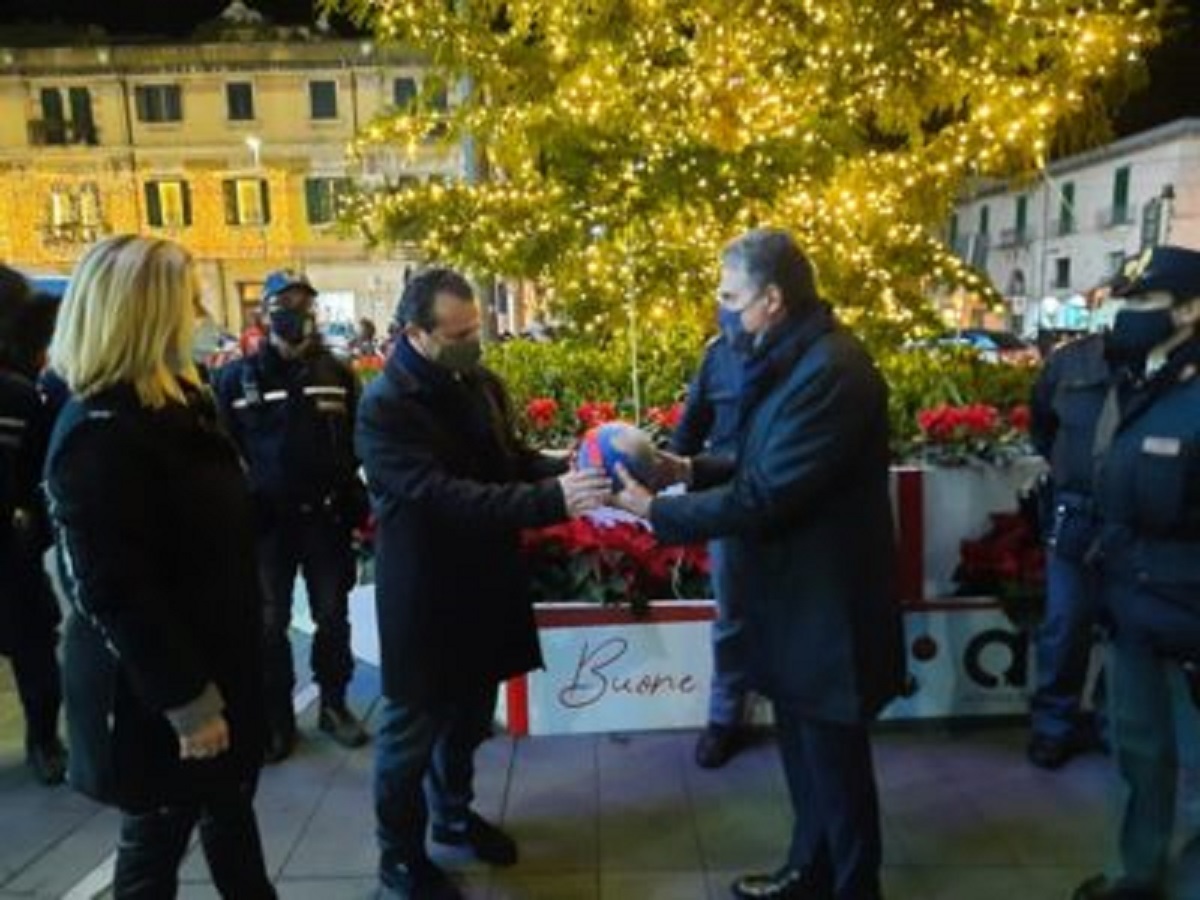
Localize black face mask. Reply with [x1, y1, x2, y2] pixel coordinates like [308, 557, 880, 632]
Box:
[268, 307, 316, 345]
[1107, 307, 1177, 364]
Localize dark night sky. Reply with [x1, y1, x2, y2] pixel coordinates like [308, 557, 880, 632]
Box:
[1, 0, 1198, 137]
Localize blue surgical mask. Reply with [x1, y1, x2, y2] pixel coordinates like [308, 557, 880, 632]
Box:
[1107, 307, 1177, 363]
[718, 307, 745, 346]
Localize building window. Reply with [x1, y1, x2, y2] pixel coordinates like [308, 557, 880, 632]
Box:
[978, 204, 990, 236]
[44, 181, 105, 243]
[223, 178, 270, 225]
[1015, 195, 1028, 238]
[305, 177, 352, 225]
[144, 180, 192, 228]
[226, 82, 255, 121]
[309, 80, 338, 120]
[1058, 182, 1075, 235]
[1106, 250, 1126, 276]
[428, 83, 449, 113]
[33, 86, 96, 145]
[393, 77, 418, 108]
[1054, 256, 1071, 289]
[947, 213, 958, 247]
[1112, 165, 1131, 224]
[135, 84, 183, 123]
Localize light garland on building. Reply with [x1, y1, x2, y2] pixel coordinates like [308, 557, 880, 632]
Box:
[326, 0, 1161, 339]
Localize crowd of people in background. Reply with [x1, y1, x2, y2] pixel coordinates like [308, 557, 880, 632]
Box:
[2, 232, 1200, 900]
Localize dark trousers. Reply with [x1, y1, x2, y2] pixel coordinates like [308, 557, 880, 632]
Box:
[0, 540, 62, 744]
[259, 509, 355, 717]
[113, 780, 276, 899]
[374, 686, 496, 871]
[774, 705, 883, 900]
[1106, 635, 1200, 895]
[1032, 549, 1105, 741]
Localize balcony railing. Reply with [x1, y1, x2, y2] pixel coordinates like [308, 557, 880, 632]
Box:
[27, 119, 99, 147]
[1096, 205, 1137, 229]
[994, 227, 1033, 248]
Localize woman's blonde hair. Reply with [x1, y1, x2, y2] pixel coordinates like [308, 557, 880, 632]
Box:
[50, 235, 199, 408]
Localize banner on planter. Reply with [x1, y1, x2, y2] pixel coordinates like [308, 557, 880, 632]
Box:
[504, 602, 715, 736]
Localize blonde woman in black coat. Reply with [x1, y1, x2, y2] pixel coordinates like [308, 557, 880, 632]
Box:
[44, 235, 276, 899]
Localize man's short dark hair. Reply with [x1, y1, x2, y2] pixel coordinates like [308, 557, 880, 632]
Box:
[721, 228, 819, 313]
[395, 268, 474, 331]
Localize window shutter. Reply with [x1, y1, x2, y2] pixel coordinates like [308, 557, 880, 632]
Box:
[181, 182, 193, 227]
[223, 180, 239, 225]
[305, 178, 323, 224]
[135, 87, 150, 121]
[40, 87, 64, 122]
[259, 179, 271, 224]
[166, 86, 182, 121]
[144, 182, 162, 227]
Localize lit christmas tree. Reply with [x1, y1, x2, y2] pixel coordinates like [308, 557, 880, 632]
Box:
[326, 0, 1164, 340]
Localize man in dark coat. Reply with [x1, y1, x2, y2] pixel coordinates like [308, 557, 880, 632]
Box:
[215, 270, 369, 762]
[614, 229, 904, 900]
[356, 268, 609, 900]
[0, 266, 66, 785]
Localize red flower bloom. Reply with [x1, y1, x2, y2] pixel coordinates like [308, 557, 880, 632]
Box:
[646, 403, 684, 431]
[526, 396, 560, 431]
[1008, 404, 1031, 433]
[576, 401, 618, 431]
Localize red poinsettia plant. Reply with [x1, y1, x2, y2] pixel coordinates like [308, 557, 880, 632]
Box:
[954, 510, 1046, 626]
[521, 514, 711, 615]
[915, 402, 1032, 466]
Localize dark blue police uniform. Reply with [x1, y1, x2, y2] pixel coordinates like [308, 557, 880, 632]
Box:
[215, 337, 367, 756]
[1027, 332, 1110, 765]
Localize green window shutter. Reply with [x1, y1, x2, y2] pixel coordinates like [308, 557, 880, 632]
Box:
[393, 77, 417, 108]
[181, 181, 193, 226]
[305, 178, 323, 224]
[165, 86, 182, 121]
[259, 179, 271, 224]
[40, 88, 64, 122]
[223, 180, 238, 224]
[144, 182, 163, 227]
[1113, 167, 1130, 221]
[1061, 183, 1075, 233]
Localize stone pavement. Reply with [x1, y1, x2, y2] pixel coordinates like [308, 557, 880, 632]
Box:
[2, 656, 1118, 900]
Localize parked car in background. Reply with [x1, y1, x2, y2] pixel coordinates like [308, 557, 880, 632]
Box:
[936, 329, 1041, 364]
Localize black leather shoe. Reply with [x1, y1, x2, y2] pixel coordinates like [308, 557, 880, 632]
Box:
[731, 867, 831, 899]
[431, 811, 518, 867]
[1071, 874, 1163, 900]
[695, 723, 742, 769]
[318, 702, 369, 749]
[1027, 733, 1077, 770]
[263, 722, 297, 765]
[26, 736, 67, 786]
[380, 857, 463, 900]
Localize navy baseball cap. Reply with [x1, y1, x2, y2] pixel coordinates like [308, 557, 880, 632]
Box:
[1110, 246, 1200, 303]
[262, 269, 317, 304]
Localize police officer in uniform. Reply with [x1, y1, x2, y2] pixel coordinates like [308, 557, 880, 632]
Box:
[1027, 326, 1112, 769]
[216, 271, 369, 763]
[670, 319, 749, 768]
[1073, 245, 1200, 900]
[0, 265, 66, 784]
